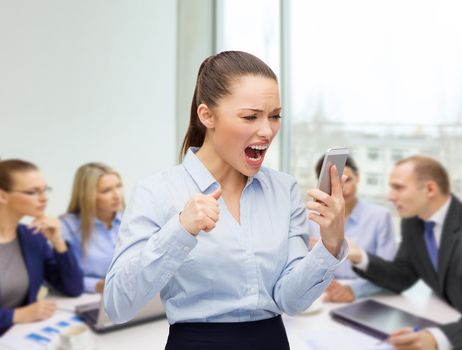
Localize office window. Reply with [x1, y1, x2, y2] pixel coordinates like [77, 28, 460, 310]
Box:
[454, 179, 462, 195]
[218, 0, 462, 203]
[366, 173, 381, 187]
[391, 149, 404, 162]
[216, 0, 281, 170]
[288, 0, 462, 203]
[367, 148, 380, 161]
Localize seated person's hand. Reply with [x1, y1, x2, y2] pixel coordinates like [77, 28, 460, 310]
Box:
[347, 239, 362, 264]
[96, 279, 105, 294]
[13, 300, 57, 324]
[29, 216, 67, 253]
[323, 279, 355, 303]
[389, 327, 437, 350]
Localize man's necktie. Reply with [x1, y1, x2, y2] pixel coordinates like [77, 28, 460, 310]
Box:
[424, 220, 438, 270]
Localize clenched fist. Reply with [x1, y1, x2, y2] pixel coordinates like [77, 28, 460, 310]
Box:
[179, 188, 222, 236]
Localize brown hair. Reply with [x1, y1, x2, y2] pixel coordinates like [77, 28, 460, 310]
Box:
[397, 155, 450, 194]
[66, 162, 123, 254]
[180, 51, 278, 159]
[0, 159, 38, 191]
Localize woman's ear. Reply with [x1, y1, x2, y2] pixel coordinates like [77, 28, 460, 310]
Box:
[0, 189, 8, 205]
[197, 103, 215, 129]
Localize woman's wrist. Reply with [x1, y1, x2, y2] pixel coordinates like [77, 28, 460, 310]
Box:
[321, 238, 342, 257]
[13, 307, 26, 324]
[51, 238, 68, 253]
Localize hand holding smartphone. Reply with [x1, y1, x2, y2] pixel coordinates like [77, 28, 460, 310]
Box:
[317, 148, 349, 195]
[308, 147, 349, 256]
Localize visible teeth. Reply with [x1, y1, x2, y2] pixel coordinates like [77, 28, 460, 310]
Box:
[250, 144, 268, 151]
[247, 154, 262, 161]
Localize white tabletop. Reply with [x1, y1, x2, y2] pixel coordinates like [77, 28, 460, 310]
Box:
[284, 281, 460, 350]
[1, 281, 459, 350]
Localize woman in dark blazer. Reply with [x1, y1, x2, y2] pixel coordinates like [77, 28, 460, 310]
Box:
[0, 159, 83, 335]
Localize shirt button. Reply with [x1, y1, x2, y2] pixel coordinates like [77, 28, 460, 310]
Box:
[249, 287, 257, 294]
[165, 273, 172, 279]
[183, 246, 190, 252]
[319, 258, 325, 264]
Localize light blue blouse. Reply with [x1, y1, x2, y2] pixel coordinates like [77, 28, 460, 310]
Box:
[104, 148, 347, 324]
[60, 212, 121, 293]
[309, 200, 396, 297]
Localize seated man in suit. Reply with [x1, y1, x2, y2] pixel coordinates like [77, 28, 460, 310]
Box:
[349, 155, 462, 350]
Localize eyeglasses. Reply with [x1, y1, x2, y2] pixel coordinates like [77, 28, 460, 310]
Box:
[9, 185, 53, 196]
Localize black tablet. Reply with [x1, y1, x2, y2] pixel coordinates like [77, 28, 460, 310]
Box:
[330, 299, 440, 340]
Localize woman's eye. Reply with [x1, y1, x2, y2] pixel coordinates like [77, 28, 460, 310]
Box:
[271, 114, 282, 120]
[243, 115, 257, 121]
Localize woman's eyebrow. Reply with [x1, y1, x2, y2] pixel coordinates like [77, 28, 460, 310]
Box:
[238, 107, 263, 112]
[237, 107, 282, 112]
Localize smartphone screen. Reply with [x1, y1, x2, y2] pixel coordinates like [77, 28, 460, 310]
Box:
[317, 148, 349, 195]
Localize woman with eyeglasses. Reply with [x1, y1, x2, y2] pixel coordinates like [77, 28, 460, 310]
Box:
[60, 163, 124, 294]
[0, 159, 83, 335]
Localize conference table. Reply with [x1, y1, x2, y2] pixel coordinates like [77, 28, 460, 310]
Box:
[1, 281, 459, 350]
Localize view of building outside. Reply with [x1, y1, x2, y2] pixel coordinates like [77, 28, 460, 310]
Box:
[218, 0, 462, 227]
[288, 0, 462, 219]
[293, 122, 462, 207]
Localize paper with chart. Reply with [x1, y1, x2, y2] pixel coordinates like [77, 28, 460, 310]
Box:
[0, 312, 83, 350]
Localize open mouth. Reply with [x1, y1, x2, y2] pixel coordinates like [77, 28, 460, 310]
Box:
[244, 144, 269, 164]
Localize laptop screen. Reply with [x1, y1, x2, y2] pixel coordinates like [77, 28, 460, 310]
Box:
[76, 294, 165, 333]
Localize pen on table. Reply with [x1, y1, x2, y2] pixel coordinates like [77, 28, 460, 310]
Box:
[376, 326, 422, 345]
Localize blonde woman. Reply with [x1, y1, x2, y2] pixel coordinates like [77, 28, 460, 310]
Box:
[60, 163, 123, 293]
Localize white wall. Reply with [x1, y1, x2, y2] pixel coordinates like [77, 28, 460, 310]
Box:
[0, 0, 178, 215]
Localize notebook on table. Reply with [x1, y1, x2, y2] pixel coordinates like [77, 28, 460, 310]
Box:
[330, 299, 440, 340]
[76, 294, 165, 334]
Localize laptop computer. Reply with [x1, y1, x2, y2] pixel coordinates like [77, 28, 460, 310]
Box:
[76, 294, 166, 334]
[330, 299, 440, 340]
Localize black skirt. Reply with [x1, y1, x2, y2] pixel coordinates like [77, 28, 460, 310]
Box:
[165, 315, 290, 350]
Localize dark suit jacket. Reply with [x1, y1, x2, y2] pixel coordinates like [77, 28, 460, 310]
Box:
[354, 195, 462, 349]
[0, 224, 84, 335]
